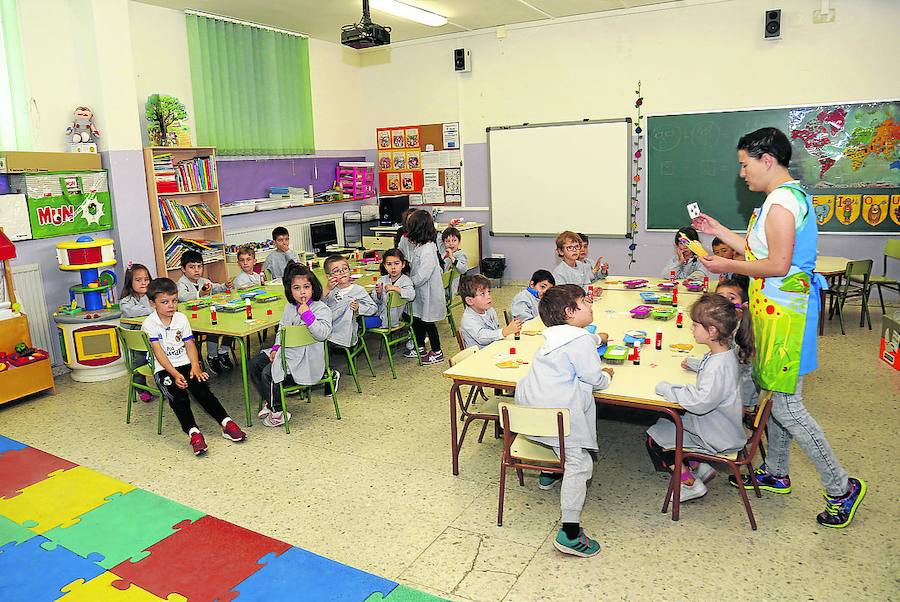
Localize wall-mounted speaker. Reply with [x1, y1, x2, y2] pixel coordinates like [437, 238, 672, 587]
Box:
[765, 9, 781, 40]
[453, 48, 471, 72]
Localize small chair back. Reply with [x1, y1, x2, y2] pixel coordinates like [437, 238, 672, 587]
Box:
[449, 346, 477, 367]
[503, 310, 511, 326]
[383, 291, 410, 330]
[442, 269, 454, 290]
[744, 392, 773, 458]
[264, 268, 274, 281]
[842, 259, 872, 293]
[118, 327, 155, 373]
[499, 403, 570, 439]
[279, 324, 326, 375]
[885, 239, 900, 261]
[455, 330, 466, 352]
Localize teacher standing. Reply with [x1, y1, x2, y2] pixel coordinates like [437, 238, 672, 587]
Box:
[692, 127, 865, 529]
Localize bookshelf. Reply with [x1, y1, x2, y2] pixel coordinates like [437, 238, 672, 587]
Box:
[142, 147, 227, 283]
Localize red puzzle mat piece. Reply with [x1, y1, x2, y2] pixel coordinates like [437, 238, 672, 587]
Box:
[0, 447, 78, 499]
[110, 514, 290, 602]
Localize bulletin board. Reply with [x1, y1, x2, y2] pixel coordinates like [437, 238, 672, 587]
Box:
[376, 122, 463, 206]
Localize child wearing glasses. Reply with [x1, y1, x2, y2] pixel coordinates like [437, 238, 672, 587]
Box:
[551, 231, 598, 300]
[322, 255, 378, 348]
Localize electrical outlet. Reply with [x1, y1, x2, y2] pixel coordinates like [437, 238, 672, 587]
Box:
[813, 8, 835, 23]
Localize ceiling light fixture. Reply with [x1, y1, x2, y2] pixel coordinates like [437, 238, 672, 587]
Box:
[369, 0, 448, 27]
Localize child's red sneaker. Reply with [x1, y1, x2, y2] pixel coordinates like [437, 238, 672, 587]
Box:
[222, 420, 246, 442]
[190, 432, 208, 455]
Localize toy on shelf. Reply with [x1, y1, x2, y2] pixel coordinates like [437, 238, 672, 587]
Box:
[66, 106, 101, 144]
[52, 235, 126, 382]
[0, 228, 56, 404]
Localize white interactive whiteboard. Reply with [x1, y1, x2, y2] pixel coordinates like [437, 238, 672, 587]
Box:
[487, 119, 632, 237]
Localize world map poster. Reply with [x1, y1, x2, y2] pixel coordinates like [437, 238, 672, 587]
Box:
[789, 102, 900, 188]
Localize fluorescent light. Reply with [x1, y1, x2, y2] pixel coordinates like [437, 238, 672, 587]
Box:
[370, 0, 448, 27]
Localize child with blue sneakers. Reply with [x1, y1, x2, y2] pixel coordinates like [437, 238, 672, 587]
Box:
[514, 284, 614, 558]
[509, 269, 554, 323]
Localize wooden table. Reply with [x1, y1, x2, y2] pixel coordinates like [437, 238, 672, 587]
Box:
[815, 256, 852, 335]
[443, 288, 707, 521]
[121, 284, 286, 427]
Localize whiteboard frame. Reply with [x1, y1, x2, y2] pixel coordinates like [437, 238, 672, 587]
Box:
[486, 118, 633, 238]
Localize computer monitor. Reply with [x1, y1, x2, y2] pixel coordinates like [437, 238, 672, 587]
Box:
[379, 195, 410, 226]
[309, 221, 338, 255]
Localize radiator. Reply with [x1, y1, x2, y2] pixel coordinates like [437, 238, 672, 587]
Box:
[11, 263, 57, 365]
[224, 213, 345, 250]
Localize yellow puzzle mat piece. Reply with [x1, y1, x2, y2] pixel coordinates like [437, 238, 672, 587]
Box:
[0, 466, 135, 534]
[59, 572, 187, 602]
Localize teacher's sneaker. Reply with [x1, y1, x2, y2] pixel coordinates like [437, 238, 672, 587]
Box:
[816, 477, 866, 528]
[553, 529, 601, 558]
[729, 464, 792, 494]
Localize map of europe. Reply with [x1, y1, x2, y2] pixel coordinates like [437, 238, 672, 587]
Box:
[789, 102, 900, 188]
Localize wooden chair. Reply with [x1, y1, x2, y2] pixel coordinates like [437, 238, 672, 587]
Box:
[497, 402, 570, 526]
[367, 291, 421, 378]
[265, 325, 340, 434]
[449, 346, 497, 461]
[503, 310, 511, 326]
[851, 239, 899, 314]
[825, 259, 873, 334]
[118, 327, 165, 435]
[665, 392, 774, 530]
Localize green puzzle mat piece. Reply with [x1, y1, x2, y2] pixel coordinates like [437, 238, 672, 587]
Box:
[0, 515, 36, 547]
[0, 466, 135, 534]
[365, 585, 447, 602]
[43, 489, 205, 569]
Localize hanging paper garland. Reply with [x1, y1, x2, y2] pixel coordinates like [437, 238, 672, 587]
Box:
[627, 80, 644, 267]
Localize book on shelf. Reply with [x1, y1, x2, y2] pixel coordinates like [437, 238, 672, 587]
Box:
[152, 152, 178, 193]
[173, 156, 217, 192]
[163, 237, 225, 270]
[158, 198, 218, 231]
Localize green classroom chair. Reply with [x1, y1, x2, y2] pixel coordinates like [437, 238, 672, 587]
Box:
[264, 268, 274, 281]
[443, 269, 463, 335]
[851, 239, 900, 314]
[826, 259, 873, 335]
[366, 292, 421, 378]
[312, 267, 328, 290]
[262, 325, 340, 434]
[334, 316, 376, 393]
[118, 327, 165, 435]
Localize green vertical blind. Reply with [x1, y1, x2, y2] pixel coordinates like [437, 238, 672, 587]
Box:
[0, 0, 30, 150]
[186, 14, 315, 156]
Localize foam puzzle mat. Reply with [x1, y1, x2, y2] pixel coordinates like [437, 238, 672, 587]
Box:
[0, 435, 445, 601]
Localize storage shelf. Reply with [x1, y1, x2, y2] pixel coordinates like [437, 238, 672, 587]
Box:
[156, 189, 218, 196]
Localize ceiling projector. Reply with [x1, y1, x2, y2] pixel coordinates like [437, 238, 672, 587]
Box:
[342, 0, 391, 49]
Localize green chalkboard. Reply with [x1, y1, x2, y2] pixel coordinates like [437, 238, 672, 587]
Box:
[646, 103, 900, 233]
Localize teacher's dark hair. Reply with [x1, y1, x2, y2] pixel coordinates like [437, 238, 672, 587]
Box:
[737, 127, 792, 167]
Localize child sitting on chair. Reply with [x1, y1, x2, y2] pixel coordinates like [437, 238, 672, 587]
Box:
[233, 245, 263, 289]
[552, 231, 598, 300]
[577, 233, 609, 284]
[250, 262, 335, 428]
[368, 248, 415, 329]
[646, 294, 751, 502]
[322, 254, 377, 348]
[442, 226, 468, 299]
[177, 250, 232, 375]
[514, 284, 614, 558]
[509, 269, 554, 323]
[143, 278, 246, 454]
[661, 226, 712, 280]
[262, 226, 301, 280]
[459, 274, 521, 349]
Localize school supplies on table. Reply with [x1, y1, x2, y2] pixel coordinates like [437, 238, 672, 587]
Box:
[651, 307, 677, 320]
[216, 299, 246, 312]
[658, 281, 676, 290]
[623, 279, 648, 289]
[630, 305, 653, 319]
[683, 279, 705, 292]
[254, 293, 279, 303]
[603, 345, 629, 364]
[239, 288, 266, 299]
[669, 343, 693, 352]
[623, 330, 648, 346]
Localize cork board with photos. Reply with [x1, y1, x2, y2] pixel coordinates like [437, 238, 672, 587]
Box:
[376, 121, 462, 205]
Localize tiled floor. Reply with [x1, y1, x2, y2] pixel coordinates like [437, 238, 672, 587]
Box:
[1, 286, 897, 601]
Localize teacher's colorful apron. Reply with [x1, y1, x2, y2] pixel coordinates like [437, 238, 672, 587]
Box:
[744, 183, 827, 395]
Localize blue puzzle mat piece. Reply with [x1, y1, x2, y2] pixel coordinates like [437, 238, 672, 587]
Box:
[0, 535, 104, 601]
[0, 435, 27, 456]
[231, 547, 398, 601]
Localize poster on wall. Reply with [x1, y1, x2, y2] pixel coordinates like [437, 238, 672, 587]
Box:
[444, 168, 461, 195]
[378, 152, 391, 170]
[391, 129, 406, 148]
[442, 122, 459, 149]
[378, 129, 391, 149]
[405, 128, 419, 148]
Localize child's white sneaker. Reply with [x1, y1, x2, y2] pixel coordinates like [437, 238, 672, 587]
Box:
[258, 404, 271, 419]
[263, 411, 291, 428]
[680, 475, 708, 502]
[693, 462, 717, 483]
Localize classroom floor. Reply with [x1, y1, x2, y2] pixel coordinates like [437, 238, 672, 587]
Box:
[1, 286, 897, 601]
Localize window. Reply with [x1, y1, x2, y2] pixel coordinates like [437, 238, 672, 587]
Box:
[0, 0, 30, 150]
[186, 13, 315, 156]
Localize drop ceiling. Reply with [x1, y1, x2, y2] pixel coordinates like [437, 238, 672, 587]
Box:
[134, 0, 683, 43]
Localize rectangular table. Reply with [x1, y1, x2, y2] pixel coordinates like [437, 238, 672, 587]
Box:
[443, 288, 707, 521]
[121, 284, 287, 427]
